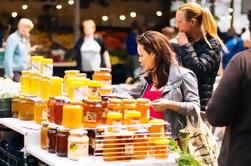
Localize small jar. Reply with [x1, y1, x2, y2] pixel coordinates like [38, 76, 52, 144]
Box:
[62, 101, 83, 129]
[101, 96, 109, 124]
[34, 100, 48, 124]
[68, 129, 89, 160]
[92, 68, 112, 96]
[133, 129, 148, 160]
[106, 112, 122, 133]
[148, 119, 165, 138]
[30, 72, 41, 96]
[107, 98, 123, 114]
[103, 133, 120, 161]
[47, 124, 58, 153]
[87, 80, 102, 100]
[50, 77, 63, 97]
[56, 127, 70, 157]
[126, 111, 141, 131]
[20, 70, 30, 94]
[64, 70, 80, 93]
[122, 99, 136, 124]
[40, 76, 50, 100]
[18, 97, 35, 121]
[54, 97, 65, 125]
[47, 97, 55, 123]
[153, 138, 169, 159]
[122, 133, 134, 161]
[40, 121, 49, 150]
[11, 96, 20, 118]
[136, 98, 150, 124]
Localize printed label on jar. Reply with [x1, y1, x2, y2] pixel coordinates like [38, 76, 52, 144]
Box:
[69, 142, 88, 156]
[74, 88, 85, 100]
[125, 143, 134, 155]
[31, 62, 41, 73]
[42, 108, 48, 120]
[101, 80, 111, 89]
[123, 109, 129, 120]
[85, 112, 97, 122]
[112, 120, 122, 132]
[43, 64, 53, 77]
[88, 87, 100, 97]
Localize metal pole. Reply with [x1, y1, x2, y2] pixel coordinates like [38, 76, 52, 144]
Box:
[230, 0, 234, 29]
[74, 0, 80, 43]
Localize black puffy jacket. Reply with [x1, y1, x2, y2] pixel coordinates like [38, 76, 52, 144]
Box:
[171, 35, 222, 112]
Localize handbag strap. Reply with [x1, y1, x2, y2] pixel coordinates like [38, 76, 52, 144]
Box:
[186, 104, 203, 129]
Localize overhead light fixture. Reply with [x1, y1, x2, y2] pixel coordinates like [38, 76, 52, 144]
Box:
[11, 12, 18, 18]
[68, 0, 74, 5]
[130, 12, 136, 18]
[156, 11, 162, 17]
[102, 16, 109, 21]
[22, 4, 28, 10]
[119, 15, 126, 21]
[228, 8, 233, 13]
[56, 4, 62, 9]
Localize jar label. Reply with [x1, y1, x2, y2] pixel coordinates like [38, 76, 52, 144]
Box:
[88, 87, 100, 98]
[74, 87, 87, 100]
[85, 111, 97, 122]
[125, 143, 134, 155]
[69, 142, 88, 156]
[31, 62, 41, 73]
[102, 108, 109, 118]
[112, 120, 121, 132]
[42, 108, 48, 120]
[101, 80, 111, 89]
[43, 64, 53, 77]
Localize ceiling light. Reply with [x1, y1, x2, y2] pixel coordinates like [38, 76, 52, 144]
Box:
[68, 0, 74, 5]
[11, 12, 18, 18]
[22, 4, 28, 10]
[130, 12, 136, 18]
[156, 11, 162, 16]
[119, 15, 126, 21]
[56, 5, 62, 10]
[102, 16, 108, 22]
[228, 8, 233, 13]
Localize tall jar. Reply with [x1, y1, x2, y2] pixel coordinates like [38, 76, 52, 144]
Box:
[64, 70, 80, 93]
[92, 68, 112, 96]
[18, 97, 35, 121]
[47, 124, 58, 153]
[88, 80, 102, 100]
[101, 96, 109, 124]
[47, 97, 55, 123]
[106, 112, 122, 133]
[11, 96, 20, 118]
[30, 72, 41, 96]
[62, 101, 83, 129]
[107, 98, 123, 114]
[133, 129, 148, 160]
[82, 99, 102, 129]
[136, 98, 150, 124]
[56, 127, 70, 157]
[34, 100, 48, 124]
[126, 111, 141, 131]
[68, 129, 89, 160]
[40, 76, 50, 100]
[20, 70, 30, 94]
[122, 98, 136, 124]
[50, 77, 63, 97]
[54, 97, 65, 125]
[41, 58, 53, 77]
[40, 121, 49, 150]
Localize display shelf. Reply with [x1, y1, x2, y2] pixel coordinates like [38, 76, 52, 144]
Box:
[27, 146, 178, 166]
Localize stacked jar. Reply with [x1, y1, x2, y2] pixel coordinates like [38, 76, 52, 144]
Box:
[64, 70, 80, 94]
[40, 76, 50, 100]
[50, 77, 63, 97]
[92, 68, 112, 96]
[30, 72, 41, 96]
[20, 70, 30, 94]
[136, 98, 150, 124]
[88, 80, 102, 100]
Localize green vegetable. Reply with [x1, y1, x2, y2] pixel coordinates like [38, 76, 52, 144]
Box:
[177, 152, 201, 166]
[166, 137, 181, 153]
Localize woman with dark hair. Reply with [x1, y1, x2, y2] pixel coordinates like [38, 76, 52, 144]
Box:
[123, 30, 200, 138]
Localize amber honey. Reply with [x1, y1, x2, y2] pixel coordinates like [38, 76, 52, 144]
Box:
[20, 70, 30, 94]
[40, 121, 49, 150]
[106, 112, 122, 133]
[83, 99, 102, 129]
[92, 68, 112, 96]
[122, 99, 136, 124]
[136, 98, 150, 124]
[34, 100, 48, 124]
[133, 129, 148, 160]
[18, 97, 35, 121]
[47, 97, 55, 123]
[153, 139, 169, 159]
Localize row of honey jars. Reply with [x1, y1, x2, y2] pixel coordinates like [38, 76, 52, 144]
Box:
[92, 68, 112, 96]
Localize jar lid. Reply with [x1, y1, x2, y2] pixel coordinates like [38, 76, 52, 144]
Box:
[149, 119, 165, 124]
[57, 126, 70, 132]
[107, 112, 122, 119]
[77, 73, 87, 78]
[136, 98, 150, 103]
[88, 80, 102, 87]
[65, 70, 80, 74]
[99, 68, 111, 72]
[122, 98, 136, 104]
[70, 129, 87, 136]
[21, 70, 30, 75]
[42, 58, 53, 64]
[154, 138, 169, 145]
[51, 76, 63, 82]
[31, 56, 43, 61]
[127, 110, 141, 118]
[108, 98, 122, 103]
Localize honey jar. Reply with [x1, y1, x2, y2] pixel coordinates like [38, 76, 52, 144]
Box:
[34, 100, 48, 124]
[47, 97, 55, 123]
[40, 121, 49, 150]
[30, 72, 41, 96]
[54, 97, 65, 125]
[122, 99, 136, 124]
[64, 70, 80, 93]
[18, 97, 35, 121]
[136, 98, 150, 124]
[122, 133, 134, 161]
[62, 101, 83, 129]
[103, 133, 120, 161]
[83, 99, 102, 129]
[153, 138, 169, 159]
[92, 68, 112, 96]
[56, 127, 70, 157]
[88, 80, 102, 100]
[106, 112, 122, 133]
[40, 76, 50, 100]
[20, 70, 30, 94]
[148, 119, 165, 138]
[101, 96, 109, 124]
[11, 96, 20, 118]
[133, 129, 148, 160]
[126, 111, 141, 131]
[47, 124, 58, 153]
[50, 77, 63, 97]
[68, 129, 89, 160]
[107, 98, 123, 114]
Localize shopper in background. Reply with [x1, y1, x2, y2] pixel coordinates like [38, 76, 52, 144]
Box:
[171, 2, 225, 118]
[123, 30, 200, 138]
[3, 18, 34, 82]
[206, 10, 251, 166]
[74, 19, 111, 79]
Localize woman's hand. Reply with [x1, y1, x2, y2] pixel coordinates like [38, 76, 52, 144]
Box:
[176, 32, 189, 45]
[150, 98, 169, 112]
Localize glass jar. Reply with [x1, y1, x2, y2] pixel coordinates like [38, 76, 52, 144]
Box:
[30, 72, 41, 96]
[153, 138, 169, 159]
[56, 127, 70, 157]
[20, 70, 30, 94]
[133, 129, 148, 160]
[64, 70, 80, 93]
[18, 97, 35, 121]
[34, 100, 48, 124]
[148, 119, 165, 138]
[136, 98, 150, 124]
[47, 124, 57, 153]
[87, 80, 102, 100]
[126, 111, 141, 131]
[31, 56, 43, 74]
[122, 133, 134, 161]
[83, 99, 102, 129]
[41, 58, 53, 77]
[68, 129, 89, 160]
[11, 96, 20, 118]
[40, 121, 49, 150]
[54, 97, 65, 125]
[101, 96, 109, 124]
[62, 101, 83, 129]
[122, 99, 136, 124]
[47, 97, 55, 123]
[92, 68, 112, 96]
[107, 98, 123, 114]
[50, 77, 63, 97]
[103, 134, 120, 161]
[40, 76, 50, 100]
[106, 112, 122, 133]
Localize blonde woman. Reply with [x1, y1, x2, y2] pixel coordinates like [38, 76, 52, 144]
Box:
[171, 2, 225, 116]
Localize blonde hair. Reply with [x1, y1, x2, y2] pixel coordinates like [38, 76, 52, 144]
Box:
[18, 18, 34, 29]
[178, 2, 226, 51]
[82, 19, 96, 30]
